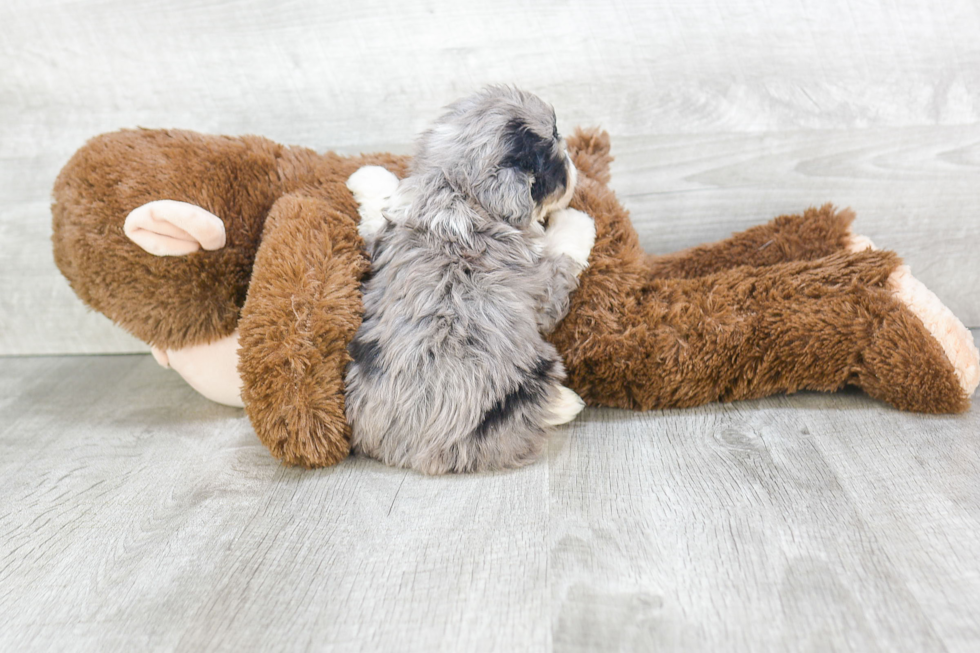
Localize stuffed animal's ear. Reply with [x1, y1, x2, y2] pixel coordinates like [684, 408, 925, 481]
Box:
[565, 127, 612, 185]
[124, 200, 226, 256]
[475, 166, 534, 227]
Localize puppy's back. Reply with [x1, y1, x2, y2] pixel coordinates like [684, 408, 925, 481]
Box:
[345, 224, 568, 474]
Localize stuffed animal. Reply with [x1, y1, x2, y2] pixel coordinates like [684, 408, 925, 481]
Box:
[51, 126, 979, 469]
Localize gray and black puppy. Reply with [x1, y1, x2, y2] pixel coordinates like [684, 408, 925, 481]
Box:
[344, 86, 595, 474]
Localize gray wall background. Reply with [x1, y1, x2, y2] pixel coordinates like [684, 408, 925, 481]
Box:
[2, 0, 978, 355]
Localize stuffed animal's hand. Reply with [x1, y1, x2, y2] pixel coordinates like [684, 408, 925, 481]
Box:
[543, 208, 596, 271]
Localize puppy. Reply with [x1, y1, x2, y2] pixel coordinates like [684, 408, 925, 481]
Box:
[344, 86, 595, 474]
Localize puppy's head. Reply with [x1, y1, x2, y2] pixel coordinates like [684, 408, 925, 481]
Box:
[414, 85, 577, 228]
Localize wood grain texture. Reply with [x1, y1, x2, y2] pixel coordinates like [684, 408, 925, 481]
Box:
[0, 355, 549, 652]
[549, 404, 979, 652]
[2, 0, 979, 353]
[1, 335, 979, 651]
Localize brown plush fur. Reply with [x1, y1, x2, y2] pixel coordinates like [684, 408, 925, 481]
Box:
[237, 195, 367, 467]
[52, 129, 408, 350]
[51, 126, 970, 468]
[645, 204, 857, 279]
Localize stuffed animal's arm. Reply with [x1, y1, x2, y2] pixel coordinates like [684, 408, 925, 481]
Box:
[238, 193, 370, 468]
[645, 204, 865, 280]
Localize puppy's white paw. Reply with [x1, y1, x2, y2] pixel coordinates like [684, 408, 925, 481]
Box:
[347, 166, 400, 239]
[544, 208, 596, 270]
[347, 165, 399, 200]
[543, 386, 586, 426]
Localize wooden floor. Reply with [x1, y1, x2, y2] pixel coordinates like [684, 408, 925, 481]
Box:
[2, 339, 979, 652]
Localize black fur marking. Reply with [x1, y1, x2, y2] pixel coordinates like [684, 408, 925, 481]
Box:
[502, 119, 566, 204]
[529, 356, 555, 378]
[349, 338, 383, 376]
[472, 356, 557, 440]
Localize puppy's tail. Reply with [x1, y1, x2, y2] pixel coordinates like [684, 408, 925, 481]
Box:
[543, 386, 586, 426]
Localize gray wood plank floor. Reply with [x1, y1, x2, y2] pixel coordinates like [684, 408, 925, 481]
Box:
[2, 335, 979, 652]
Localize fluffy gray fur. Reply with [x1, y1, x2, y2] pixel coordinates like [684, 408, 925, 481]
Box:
[345, 86, 588, 474]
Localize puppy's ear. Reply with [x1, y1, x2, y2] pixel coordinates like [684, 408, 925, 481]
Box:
[474, 166, 534, 227]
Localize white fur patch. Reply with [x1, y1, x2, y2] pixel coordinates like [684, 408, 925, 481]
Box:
[543, 208, 596, 269]
[347, 166, 400, 240]
[543, 386, 586, 426]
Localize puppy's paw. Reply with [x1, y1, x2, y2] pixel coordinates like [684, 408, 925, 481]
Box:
[347, 165, 399, 201]
[544, 208, 596, 270]
[346, 166, 400, 239]
[543, 386, 586, 426]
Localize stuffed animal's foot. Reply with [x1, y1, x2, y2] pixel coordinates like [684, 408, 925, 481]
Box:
[124, 200, 226, 256]
[346, 165, 399, 240]
[543, 386, 586, 426]
[845, 225, 877, 253]
[888, 266, 980, 396]
[841, 230, 976, 397]
[150, 331, 244, 407]
[544, 208, 596, 270]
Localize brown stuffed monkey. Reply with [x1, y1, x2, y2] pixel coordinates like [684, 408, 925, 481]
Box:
[51, 127, 979, 468]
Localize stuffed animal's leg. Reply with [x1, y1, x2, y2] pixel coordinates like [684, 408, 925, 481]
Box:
[564, 128, 872, 275]
[237, 194, 369, 468]
[550, 248, 976, 414]
[645, 204, 868, 279]
[689, 209, 980, 394]
[563, 129, 871, 278]
[813, 233, 978, 395]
